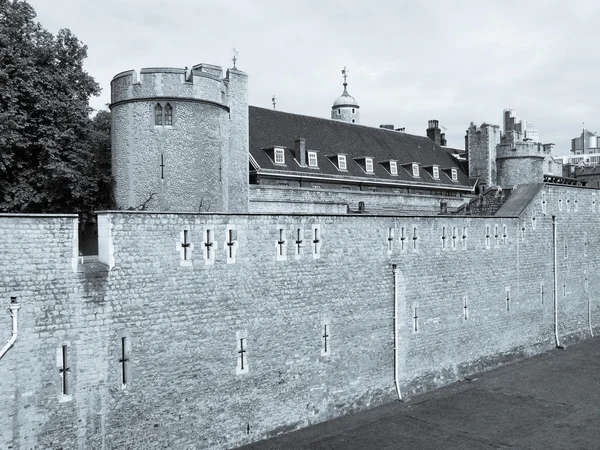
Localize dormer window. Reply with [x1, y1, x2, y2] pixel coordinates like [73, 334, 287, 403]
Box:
[451, 168, 458, 181]
[390, 161, 398, 175]
[274, 148, 285, 164]
[412, 163, 420, 177]
[365, 158, 374, 173]
[308, 151, 318, 167]
[338, 155, 347, 170]
[432, 166, 439, 179]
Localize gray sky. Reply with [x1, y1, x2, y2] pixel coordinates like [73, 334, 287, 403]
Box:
[28, 0, 600, 155]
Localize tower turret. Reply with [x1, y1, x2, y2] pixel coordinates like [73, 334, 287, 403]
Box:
[110, 62, 249, 213]
[331, 67, 359, 124]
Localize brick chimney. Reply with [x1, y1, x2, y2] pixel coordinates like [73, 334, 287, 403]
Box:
[427, 119, 442, 145]
[294, 138, 306, 166]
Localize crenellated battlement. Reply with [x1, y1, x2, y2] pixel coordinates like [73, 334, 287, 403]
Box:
[110, 65, 231, 106]
[496, 139, 546, 160]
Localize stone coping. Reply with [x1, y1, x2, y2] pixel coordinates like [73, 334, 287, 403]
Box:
[95, 210, 515, 219]
[0, 213, 78, 218]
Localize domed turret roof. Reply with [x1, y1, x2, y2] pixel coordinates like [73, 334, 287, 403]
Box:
[332, 84, 359, 108]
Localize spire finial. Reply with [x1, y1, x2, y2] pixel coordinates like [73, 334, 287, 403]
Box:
[342, 66, 349, 90]
[272, 95, 276, 110]
[232, 47, 239, 69]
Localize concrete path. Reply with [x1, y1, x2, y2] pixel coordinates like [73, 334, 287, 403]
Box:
[240, 337, 600, 449]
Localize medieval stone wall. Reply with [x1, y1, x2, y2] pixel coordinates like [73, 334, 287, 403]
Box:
[249, 185, 468, 214]
[0, 184, 598, 449]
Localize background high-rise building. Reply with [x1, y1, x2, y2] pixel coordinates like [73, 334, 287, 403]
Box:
[503, 109, 540, 142]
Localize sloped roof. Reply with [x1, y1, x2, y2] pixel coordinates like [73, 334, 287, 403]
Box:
[248, 106, 472, 190]
[495, 183, 544, 217]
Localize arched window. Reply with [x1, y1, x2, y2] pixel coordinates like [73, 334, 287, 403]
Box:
[165, 103, 173, 126]
[154, 104, 163, 126]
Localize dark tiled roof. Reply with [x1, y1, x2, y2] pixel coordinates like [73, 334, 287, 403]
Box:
[249, 106, 472, 190]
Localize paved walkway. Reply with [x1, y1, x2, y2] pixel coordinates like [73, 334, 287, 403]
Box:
[240, 337, 600, 449]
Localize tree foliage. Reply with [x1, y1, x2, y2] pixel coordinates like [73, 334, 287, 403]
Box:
[0, 0, 110, 219]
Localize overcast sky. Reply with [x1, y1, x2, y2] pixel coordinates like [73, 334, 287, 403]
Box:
[27, 0, 600, 155]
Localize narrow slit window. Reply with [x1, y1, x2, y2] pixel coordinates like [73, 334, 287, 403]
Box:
[160, 154, 165, 180]
[412, 226, 418, 250]
[120, 337, 129, 388]
[462, 226, 468, 249]
[59, 345, 70, 396]
[400, 227, 406, 251]
[312, 225, 321, 258]
[463, 296, 468, 320]
[178, 229, 193, 262]
[154, 104, 163, 125]
[203, 229, 214, 264]
[540, 283, 544, 304]
[413, 307, 419, 332]
[387, 227, 394, 253]
[441, 226, 447, 248]
[164, 103, 173, 126]
[485, 225, 491, 249]
[295, 228, 304, 256]
[452, 227, 457, 249]
[321, 322, 331, 356]
[276, 227, 287, 260]
[226, 227, 237, 263]
[506, 289, 511, 312]
[236, 335, 248, 375]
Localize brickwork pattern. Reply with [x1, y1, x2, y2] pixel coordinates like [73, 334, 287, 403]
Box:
[1, 184, 599, 449]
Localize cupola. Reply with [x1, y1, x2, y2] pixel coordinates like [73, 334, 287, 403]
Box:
[331, 67, 360, 124]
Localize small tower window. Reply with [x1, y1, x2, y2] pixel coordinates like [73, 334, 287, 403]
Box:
[308, 151, 318, 167]
[338, 109, 341, 114]
[389, 161, 398, 175]
[432, 166, 440, 179]
[412, 163, 419, 177]
[164, 103, 173, 126]
[352, 119, 355, 123]
[352, 108, 355, 113]
[338, 154, 347, 170]
[154, 104, 163, 126]
[365, 157, 374, 173]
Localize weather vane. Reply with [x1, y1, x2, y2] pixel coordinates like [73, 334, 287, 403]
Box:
[232, 47, 239, 69]
[272, 95, 277, 110]
[342, 66, 349, 85]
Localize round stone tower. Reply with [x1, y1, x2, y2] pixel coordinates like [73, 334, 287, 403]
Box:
[496, 132, 545, 189]
[331, 69, 359, 124]
[110, 63, 249, 212]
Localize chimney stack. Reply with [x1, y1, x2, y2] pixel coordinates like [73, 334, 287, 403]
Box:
[294, 138, 306, 166]
[427, 119, 442, 146]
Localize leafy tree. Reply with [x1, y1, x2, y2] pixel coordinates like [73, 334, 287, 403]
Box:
[0, 0, 107, 219]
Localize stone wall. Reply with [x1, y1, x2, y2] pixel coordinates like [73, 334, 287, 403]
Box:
[249, 185, 469, 214]
[0, 184, 599, 449]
